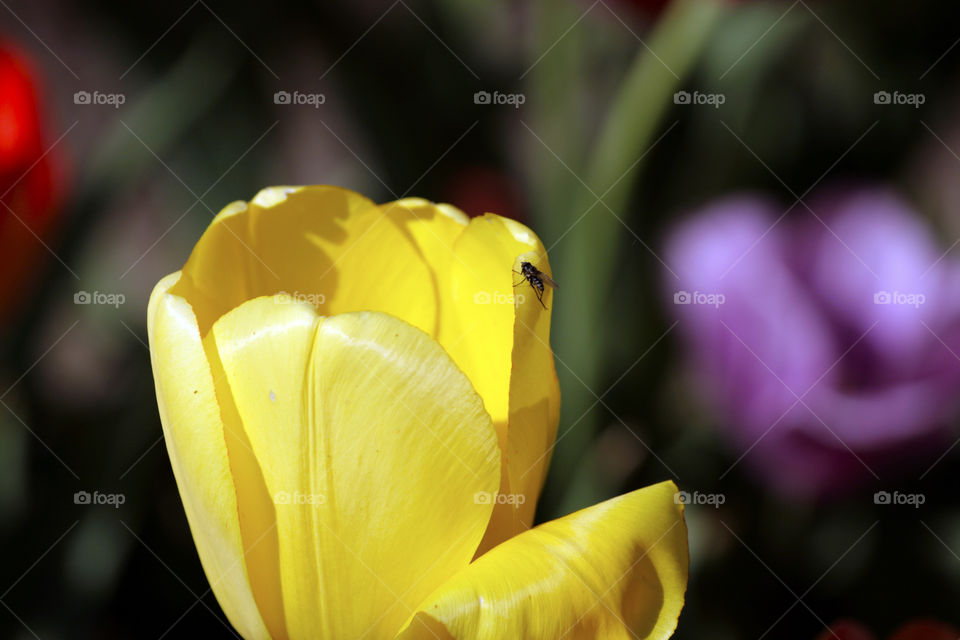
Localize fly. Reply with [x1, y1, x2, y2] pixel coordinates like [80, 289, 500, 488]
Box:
[514, 261, 558, 309]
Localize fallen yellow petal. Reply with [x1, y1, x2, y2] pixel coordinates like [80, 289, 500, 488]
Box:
[397, 480, 688, 640]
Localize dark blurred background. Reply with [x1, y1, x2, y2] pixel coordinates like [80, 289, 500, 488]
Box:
[2, 1, 960, 638]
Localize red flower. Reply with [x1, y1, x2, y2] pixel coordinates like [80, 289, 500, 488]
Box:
[625, 0, 672, 15]
[443, 165, 524, 222]
[888, 619, 959, 640]
[0, 42, 64, 325]
[619, 0, 752, 18]
[817, 618, 959, 640]
[816, 619, 877, 640]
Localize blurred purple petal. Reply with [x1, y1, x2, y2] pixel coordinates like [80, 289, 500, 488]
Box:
[665, 186, 960, 498]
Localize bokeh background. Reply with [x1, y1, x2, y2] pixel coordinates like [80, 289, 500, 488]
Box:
[2, 0, 959, 638]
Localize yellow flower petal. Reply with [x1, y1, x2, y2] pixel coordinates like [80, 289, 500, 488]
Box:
[169, 187, 559, 551]
[434, 213, 561, 550]
[352, 201, 562, 550]
[208, 298, 500, 638]
[147, 272, 272, 640]
[397, 481, 688, 640]
[170, 186, 438, 337]
[378, 198, 470, 274]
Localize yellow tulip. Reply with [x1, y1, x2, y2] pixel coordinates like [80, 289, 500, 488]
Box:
[147, 185, 688, 639]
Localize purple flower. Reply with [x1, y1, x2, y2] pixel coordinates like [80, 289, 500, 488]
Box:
[665, 186, 960, 498]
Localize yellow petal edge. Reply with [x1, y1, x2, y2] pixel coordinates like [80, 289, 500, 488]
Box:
[398, 480, 688, 640]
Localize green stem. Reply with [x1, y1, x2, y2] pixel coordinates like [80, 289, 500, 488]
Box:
[527, 0, 588, 244]
[545, 0, 725, 515]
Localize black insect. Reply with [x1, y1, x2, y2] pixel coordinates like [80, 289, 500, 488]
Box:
[514, 261, 559, 309]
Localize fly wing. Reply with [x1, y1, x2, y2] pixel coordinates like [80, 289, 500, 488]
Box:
[540, 272, 559, 289]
